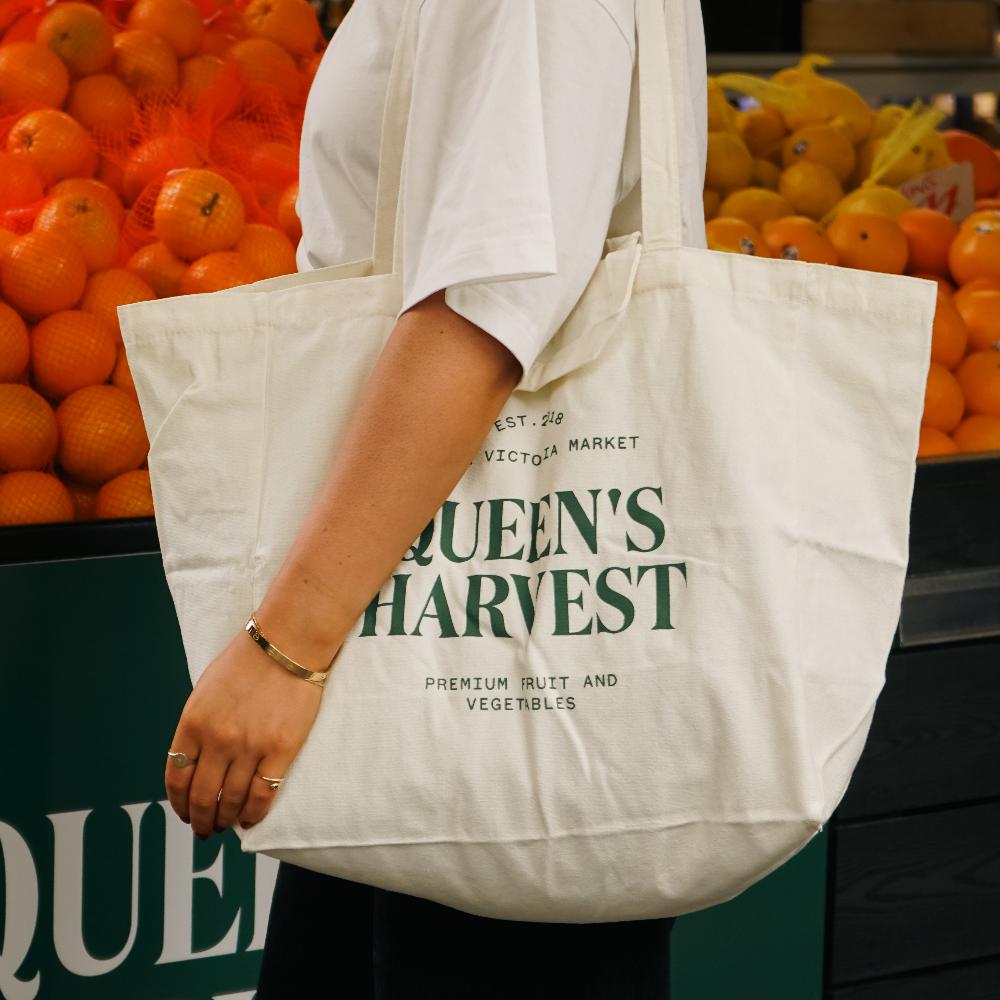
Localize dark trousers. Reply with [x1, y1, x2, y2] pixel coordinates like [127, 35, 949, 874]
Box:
[256, 860, 677, 999]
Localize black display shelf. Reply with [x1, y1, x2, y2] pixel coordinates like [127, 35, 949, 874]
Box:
[896, 451, 1000, 649]
[0, 514, 159, 566]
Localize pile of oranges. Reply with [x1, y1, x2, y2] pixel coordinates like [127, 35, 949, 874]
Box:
[915, 210, 1000, 458]
[0, 0, 325, 527]
[706, 58, 1000, 460]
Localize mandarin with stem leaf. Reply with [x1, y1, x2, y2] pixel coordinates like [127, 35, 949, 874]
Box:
[153, 168, 245, 260]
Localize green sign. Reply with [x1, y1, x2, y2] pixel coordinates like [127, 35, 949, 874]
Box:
[3, 552, 266, 999]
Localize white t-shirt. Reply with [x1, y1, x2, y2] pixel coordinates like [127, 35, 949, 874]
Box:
[295, 0, 707, 379]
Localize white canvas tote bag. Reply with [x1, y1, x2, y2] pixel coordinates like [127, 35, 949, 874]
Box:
[118, 0, 937, 922]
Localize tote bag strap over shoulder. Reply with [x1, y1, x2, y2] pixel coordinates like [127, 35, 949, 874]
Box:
[371, 0, 691, 278]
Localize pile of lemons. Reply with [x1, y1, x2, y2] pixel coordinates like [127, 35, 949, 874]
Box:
[705, 55, 949, 231]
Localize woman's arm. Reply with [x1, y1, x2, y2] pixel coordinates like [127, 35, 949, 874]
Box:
[254, 288, 523, 669]
[166, 290, 523, 838]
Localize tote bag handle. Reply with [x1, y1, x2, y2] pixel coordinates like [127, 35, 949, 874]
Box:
[371, 0, 691, 279]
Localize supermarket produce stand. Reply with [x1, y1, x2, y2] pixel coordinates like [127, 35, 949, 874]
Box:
[4, 453, 998, 998]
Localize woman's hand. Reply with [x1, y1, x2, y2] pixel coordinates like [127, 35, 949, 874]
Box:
[164, 626, 332, 839]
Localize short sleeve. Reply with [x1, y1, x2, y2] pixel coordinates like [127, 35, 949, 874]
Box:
[395, 0, 636, 384]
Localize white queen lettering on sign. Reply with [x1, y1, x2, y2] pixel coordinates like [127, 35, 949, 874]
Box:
[0, 806, 273, 999]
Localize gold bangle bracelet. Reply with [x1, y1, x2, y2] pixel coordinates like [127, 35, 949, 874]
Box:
[244, 614, 331, 688]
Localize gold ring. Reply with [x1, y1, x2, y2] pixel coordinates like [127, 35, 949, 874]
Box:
[167, 750, 199, 768]
[256, 772, 284, 790]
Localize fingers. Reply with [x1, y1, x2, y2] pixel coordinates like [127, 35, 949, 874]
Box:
[165, 742, 200, 825]
[237, 747, 294, 829]
[167, 729, 295, 838]
[188, 750, 233, 838]
[214, 755, 258, 832]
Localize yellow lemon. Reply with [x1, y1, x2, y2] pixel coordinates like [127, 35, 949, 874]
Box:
[780, 62, 874, 145]
[831, 184, 913, 221]
[706, 217, 771, 257]
[752, 157, 781, 190]
[736, 105, 786, 156]
[854, 135, 929, 187]
[717, 187, 794, 229]
[778, 161, 844, 219]
[923, 129, 951, 171]
[873, 104, 908, 139]
[853, 136, 880, 186]
[707, 78, 737, 133]
[783, 81, 874, 145]
[859, 101, 947, 186]
[703, 188, 721, 220]
[772, 53, 833, 87]
[781, 123, 856, 182]
[758, 136, 786, 166]
[882, 138, 936, 186]
[723, 60, 874, 146]
[705, 130, 754, 194]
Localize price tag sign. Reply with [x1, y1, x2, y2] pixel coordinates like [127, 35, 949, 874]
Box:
[897, 162, 976, 222]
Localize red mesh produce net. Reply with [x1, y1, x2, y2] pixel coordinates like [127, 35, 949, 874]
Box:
[0, 0, 316, 259]
[0, 0, 321, 525]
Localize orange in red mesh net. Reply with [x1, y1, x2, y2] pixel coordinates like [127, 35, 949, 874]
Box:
[0, 299, 29, 381]
[120, 159, 268, 264]
[30, 308, 118, 400]
[127, 0, 206, 58]
[51, 176, 125, 225]
[55, 382, 149, 487]
[67, 73, 138, 134]
[0, 150, 45, 233]
[125, 238, 186, 296]
[79, 266, 155, 343]
[1, 0, 319, 266]
[0, 0, 328, 525]
[95, 467, 153, 517]
[0, 469, 78, 524]
[1, 229, 89, 319]
[35, 184, 120, 271]
[0, 40, 70, 109]
[36, 2, 116, 74]
[113, 29, 181, 96]
[7, 108, 99, 183]
[149, 165, 245, 259]
[242, 0, 319, 57]
[0, 382, 59, 470]
[235, 220, 295, 278]
[179, 247, 260, 292]
[121, 133, 209, 204]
